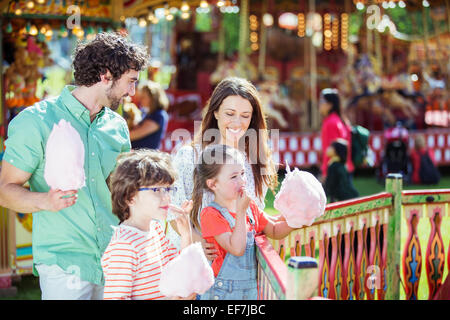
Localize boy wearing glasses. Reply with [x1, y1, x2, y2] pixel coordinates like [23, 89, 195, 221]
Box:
[101, 149, 195, 300]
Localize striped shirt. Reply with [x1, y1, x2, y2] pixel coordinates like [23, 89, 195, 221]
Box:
[101, 221, 178, 300]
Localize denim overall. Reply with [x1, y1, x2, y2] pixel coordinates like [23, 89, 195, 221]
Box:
[201, 201, 258, 300]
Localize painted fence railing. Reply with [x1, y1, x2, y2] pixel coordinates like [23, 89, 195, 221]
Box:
[256, 174, 450, 300]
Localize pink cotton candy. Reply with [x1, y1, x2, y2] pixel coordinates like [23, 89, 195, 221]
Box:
[274, 164, 326, 228]
[44, 119, 86, 191]
[159, 242, 214, 298]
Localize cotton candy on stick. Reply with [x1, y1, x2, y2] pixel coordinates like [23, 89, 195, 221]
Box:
[44, 119, 86, 191]
[159, 241, 215, 298]
[274, 162, 326, 228]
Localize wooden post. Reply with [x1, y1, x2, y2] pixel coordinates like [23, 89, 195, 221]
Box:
[308, 0, 318, 130]
[386, 34, 393, 73]
[446, 0, 450, 33]
[258, 0, 268, 77]
[384, 173, 403, 300]
[303, 10, 310, 131]
[218, 10, 225, 67]
[238, 0, 249, 69]
[375, 29, 382, 71]
[111, 0, 124, 26]
[422, 4, 430, 64]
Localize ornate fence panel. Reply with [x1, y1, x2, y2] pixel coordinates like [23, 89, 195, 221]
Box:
[256, 174, 450, 300]
[401, 190, 450, 300]
[256, 191, 394, 300]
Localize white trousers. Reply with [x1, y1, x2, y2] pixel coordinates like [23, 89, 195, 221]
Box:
[35, 264, 104, 300]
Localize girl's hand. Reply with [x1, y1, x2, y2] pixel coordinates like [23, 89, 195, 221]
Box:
[236, 187, 250, 215]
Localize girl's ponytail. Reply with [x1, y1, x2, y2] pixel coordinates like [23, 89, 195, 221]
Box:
[190, 165, 204, 231]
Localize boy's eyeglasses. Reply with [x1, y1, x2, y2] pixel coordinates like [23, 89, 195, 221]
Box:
[138, 187, 177, 195]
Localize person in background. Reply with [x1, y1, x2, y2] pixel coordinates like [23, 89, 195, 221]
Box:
[130, 81, 169, 150]
[323, 138, 359, 202]
[410, 135, 440, 185]
[319, 88, 354, 180]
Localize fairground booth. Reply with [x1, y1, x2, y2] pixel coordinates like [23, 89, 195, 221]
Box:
[0, 0, 449, 300]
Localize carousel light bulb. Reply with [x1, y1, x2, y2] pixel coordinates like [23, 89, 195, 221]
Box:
[181, 12, 190, 19]
[37, 0, 45, 4]
[411, 74, 419, 82]
[40, 26, 47, 34]
[138, 18, 147, 27]
[29, 25, 39, 36]
[388, 1, 396, 8]
[74, 27, 84, 38]
[217, 0, 225, 7]
[26, 1, 35, 9]
[166, 13, 174, 21]
[356, 2, 364, 10]
[45, 29, 53, 37]
[181, 1, 190, 11]
[262, 13, 274, 27]
[200, 0, 209, 8]
[398, 1, 406, 8]
[15, 8, 22, 15]
[422, 0, 429, 7]
[382, 1, 389, 9]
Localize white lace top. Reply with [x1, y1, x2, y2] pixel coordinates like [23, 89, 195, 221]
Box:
[166, 144, 267, 250]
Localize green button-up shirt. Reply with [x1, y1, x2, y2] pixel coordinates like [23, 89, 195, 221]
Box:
[3, 85, 131, 285]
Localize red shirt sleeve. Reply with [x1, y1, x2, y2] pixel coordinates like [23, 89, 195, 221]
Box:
[249, 201, 269, 233]
[321, 116, 341, 176]
[200, 207, 232, 238]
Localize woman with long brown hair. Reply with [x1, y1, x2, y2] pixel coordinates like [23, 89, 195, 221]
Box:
[167, 77, 279, 252]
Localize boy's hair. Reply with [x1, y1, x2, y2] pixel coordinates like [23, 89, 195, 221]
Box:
[72, 32, 149, 87]
[109, 149, 176, 223]
[331, 138, 348, 163]
[191, 144, 246, 231]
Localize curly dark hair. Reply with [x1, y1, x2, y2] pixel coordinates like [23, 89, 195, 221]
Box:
[109, 149, 177, 223]
[72, 32, 149, 87]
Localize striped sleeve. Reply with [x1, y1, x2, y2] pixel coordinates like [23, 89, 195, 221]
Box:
[102, 240, 138, 300]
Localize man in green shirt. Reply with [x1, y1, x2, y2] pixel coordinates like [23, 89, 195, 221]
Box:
[0, 33, 149, 299]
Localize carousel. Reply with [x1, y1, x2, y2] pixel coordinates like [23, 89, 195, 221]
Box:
[117, 0, 450, 168]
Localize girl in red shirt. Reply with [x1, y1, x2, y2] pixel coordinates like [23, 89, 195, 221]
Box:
[191, 144, 294, 300]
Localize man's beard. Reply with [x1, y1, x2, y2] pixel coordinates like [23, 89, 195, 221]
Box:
[106, 81, 127, 111]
